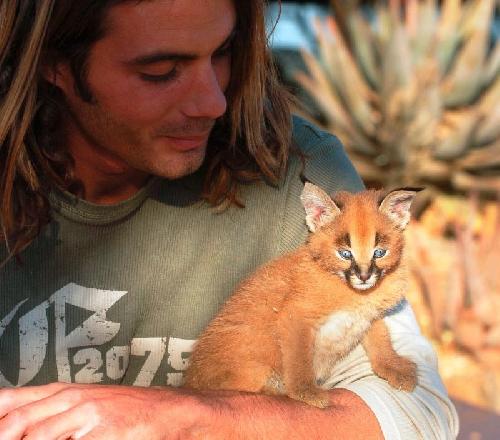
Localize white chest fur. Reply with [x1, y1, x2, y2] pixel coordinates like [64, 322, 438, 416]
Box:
[313, 311, 372, 383]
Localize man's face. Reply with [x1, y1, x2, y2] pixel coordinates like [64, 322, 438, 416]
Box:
[55, 0, 236, 184]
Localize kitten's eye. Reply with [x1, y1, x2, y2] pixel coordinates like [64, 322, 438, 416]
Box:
[338, 249, 353, 260]
[373, 248, 387, 258]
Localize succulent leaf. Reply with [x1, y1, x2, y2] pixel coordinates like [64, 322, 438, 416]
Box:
[293, 0, 499, 195]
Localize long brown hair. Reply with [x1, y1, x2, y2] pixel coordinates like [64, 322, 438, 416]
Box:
[0, 0, 292, 262]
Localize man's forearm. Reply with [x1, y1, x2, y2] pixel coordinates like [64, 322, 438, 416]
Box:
[193, 388, 384, 440]
[0, 383, 384, 439]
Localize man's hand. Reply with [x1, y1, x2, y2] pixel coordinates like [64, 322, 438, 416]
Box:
[0, 383, 383, 440]
[0, 382, 215, 440]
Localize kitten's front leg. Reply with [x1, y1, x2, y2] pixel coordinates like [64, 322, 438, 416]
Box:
[278, 317, 331, 408]
[362, 319, 417, 392]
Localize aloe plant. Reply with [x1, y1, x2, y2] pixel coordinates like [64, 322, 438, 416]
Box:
[295, 0, 500, 195]
[407, 195, 500, 410]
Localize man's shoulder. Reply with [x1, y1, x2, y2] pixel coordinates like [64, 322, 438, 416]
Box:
[289, 115, 365, 194]
[291, 115, 343, 152]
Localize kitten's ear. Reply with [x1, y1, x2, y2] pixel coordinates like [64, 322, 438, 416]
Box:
[379, 187, 422, 230]
[300, 182, 341, 232]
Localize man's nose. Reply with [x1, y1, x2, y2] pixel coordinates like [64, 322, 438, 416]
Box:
[181, 63, 228, 119]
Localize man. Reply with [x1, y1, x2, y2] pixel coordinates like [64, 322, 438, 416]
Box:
[0, 0, 458, 438]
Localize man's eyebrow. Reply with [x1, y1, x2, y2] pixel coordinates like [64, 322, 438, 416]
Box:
[127, 28, 236, 66]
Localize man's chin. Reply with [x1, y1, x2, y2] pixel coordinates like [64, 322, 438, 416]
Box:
[151, 150, 206, 180]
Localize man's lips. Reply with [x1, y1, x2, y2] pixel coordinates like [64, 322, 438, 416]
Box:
[163, 134, 210, 151]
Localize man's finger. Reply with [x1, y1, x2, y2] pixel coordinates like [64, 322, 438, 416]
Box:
[0, 383, 69, 417]
[0, 390, 80, 440]
[21, 403, 99, 440]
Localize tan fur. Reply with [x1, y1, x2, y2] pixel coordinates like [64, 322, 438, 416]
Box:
[184, 187, 418, 408]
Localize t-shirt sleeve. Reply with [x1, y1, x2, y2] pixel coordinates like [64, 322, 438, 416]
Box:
[330, 301, 459, 439]
[292, 115, 365, 194]
[280, 116, 459, 439]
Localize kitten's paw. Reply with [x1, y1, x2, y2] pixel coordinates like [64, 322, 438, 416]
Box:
[289, 387, 331, 408]
[264, 372, 286, 395]
[375, 356, 418, 392]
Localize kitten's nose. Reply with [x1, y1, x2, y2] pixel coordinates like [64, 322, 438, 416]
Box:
[359, 271, 371, 282]
[355, 265, 372, 282]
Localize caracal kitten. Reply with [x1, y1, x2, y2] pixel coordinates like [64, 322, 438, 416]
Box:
[184, 183, 418, 408]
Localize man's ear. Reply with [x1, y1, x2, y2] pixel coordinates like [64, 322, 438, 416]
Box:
[300, 182, 341, 233]
[41, 60, 73, 96]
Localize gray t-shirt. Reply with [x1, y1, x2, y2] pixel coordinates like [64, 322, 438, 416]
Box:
[0, 117, 458, 439]
[0, 116, 363, 387]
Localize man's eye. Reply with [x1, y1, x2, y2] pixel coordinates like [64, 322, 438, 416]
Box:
[140, 68, 178, 83]
[337, 249, 352, 260]
[213, 42, 233, 59]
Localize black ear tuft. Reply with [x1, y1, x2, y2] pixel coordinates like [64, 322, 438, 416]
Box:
[397, 186, 424, 193]
[377, 187, 424, 207]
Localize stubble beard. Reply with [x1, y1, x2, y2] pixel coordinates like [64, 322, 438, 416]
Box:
[150, 144, 208, 180]
[66, 99, 212, 181]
